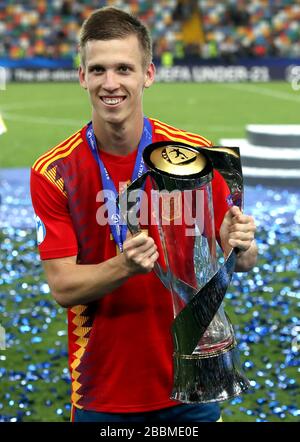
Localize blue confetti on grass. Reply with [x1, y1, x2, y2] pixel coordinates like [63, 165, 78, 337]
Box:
[0, 171, 299, 422]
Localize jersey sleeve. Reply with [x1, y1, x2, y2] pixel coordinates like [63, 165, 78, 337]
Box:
[30, 168, 78, 260]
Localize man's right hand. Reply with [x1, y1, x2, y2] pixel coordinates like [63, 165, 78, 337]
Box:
[122, 231, 159, 275]
[42, 231, 159, 308]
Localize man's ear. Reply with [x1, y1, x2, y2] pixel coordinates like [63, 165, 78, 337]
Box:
[79, 65, 87, 89]
[144, 62, 155, 88]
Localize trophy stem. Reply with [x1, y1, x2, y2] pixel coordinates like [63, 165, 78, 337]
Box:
[171, 345, 250, 403]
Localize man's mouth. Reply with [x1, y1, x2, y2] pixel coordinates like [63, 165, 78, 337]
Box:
[100, 96, 126, 106]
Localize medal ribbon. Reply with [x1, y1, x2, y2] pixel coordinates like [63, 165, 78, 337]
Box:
[86, 117, 152, 251]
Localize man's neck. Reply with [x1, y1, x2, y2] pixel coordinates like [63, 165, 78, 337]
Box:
[92, 115, 144, 156]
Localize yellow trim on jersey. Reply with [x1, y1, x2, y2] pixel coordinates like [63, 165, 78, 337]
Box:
[40, 137, 83, 174]
[151, 118, 211, 146]
[33, 131, 81, 171]
[70, 305, 92, 409]
[43, 166, 67, 198]
[154, 129, 207, 147]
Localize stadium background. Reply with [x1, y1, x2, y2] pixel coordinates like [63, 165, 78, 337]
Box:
[0, 0, 299, 422]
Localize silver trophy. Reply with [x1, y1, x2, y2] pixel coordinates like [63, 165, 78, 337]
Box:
[119, 141, 250, 403]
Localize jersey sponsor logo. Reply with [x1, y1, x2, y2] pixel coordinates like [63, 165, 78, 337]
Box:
[35, 215, 46, 245]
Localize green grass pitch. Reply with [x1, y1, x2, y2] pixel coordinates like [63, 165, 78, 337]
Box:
[0, 81, 299, 167]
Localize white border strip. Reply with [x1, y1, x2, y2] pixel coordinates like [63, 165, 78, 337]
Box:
[220, 138, 300, 160]
[247, 124, 300, 136]
[242, 166, 300, 178]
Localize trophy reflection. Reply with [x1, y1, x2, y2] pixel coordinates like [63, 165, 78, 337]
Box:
[121, 141, 250, 403]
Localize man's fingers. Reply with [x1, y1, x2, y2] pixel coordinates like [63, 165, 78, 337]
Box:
[229, 220, 256, 234]
[122, 231, 158, 274]
[230, 205, 242, 216]
[127, 247, 159, 274]
[223, 205, 242, 225]
[229, 238, 254, 251]
[125, 240, 155, 257]
[228, 230, 255, 241]
[143, 251, 159, 272]
[233, 214, 255, 225]
[221, 206, 257, 259]
[123, 231, 151, 249]
[128, 243, 157, 262]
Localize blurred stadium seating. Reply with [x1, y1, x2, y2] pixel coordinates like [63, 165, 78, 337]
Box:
[0, 0, 299, 61]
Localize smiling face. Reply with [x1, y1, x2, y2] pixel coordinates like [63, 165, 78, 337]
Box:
[79, 35, 155, 128]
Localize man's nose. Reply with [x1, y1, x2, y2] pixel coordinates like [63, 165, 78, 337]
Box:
[102, 71, 119, 91]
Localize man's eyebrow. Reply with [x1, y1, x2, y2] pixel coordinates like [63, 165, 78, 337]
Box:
[87, 63, 104, 70]
[116, 62, 135, 69]
[87, 62, 135, 70]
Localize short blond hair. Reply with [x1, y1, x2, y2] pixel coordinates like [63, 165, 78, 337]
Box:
[79, 7, 152, 69]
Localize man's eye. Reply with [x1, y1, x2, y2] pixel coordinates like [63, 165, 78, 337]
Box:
[119, 66, 129, 73]
[91, 66, 104, 73]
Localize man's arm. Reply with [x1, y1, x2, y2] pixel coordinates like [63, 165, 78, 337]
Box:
[43, 232, 158, 308]
[220, 206, 258, 272]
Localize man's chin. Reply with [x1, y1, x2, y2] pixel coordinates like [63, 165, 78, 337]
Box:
[103, 115, 126, 126]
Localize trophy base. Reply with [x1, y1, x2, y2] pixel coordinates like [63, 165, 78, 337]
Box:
[171, 345, 250, 403]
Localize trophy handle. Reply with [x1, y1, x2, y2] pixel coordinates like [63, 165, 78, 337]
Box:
[200, 145, 244, 210]
[118, 171, 178, 291]
[118, 171, 149, 235]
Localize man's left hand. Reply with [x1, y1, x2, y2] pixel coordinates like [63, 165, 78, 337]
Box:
[220, 206, 257, 271]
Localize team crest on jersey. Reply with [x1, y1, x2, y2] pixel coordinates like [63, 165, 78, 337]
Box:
[34, 215, 46, 245]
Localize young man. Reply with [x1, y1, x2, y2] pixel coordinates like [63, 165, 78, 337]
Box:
[30, 7, 257, 422]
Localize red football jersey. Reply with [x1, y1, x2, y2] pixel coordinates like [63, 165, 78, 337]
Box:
[30, 117, 230, 413]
